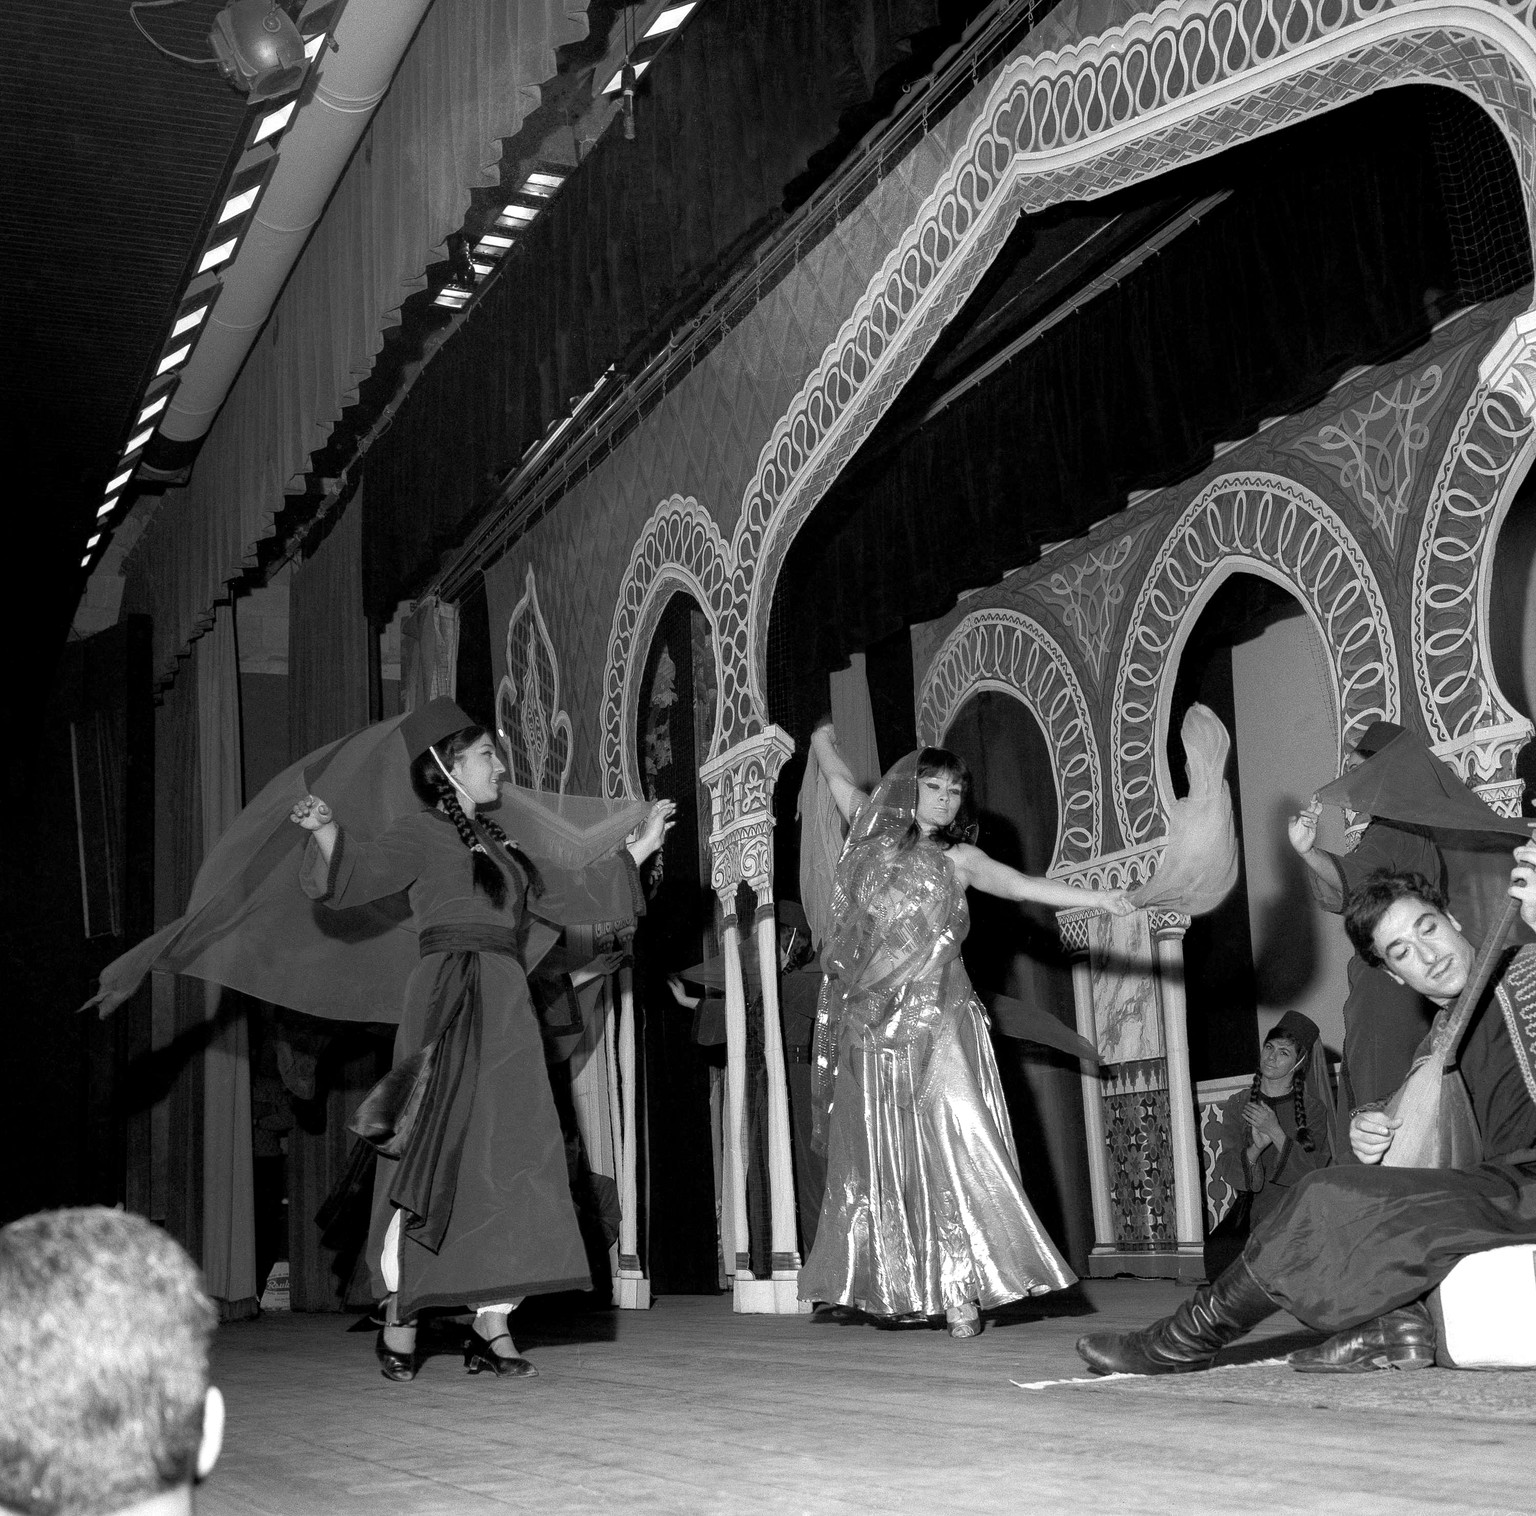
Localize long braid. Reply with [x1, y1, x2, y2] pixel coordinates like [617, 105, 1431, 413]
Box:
[475, 814, 543, 898]
[438, 790, 508, 910]
[1247, 1071, 1262, 1102]
[1292, 1067, 1314, 1152]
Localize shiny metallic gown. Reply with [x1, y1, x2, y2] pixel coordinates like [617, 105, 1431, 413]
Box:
[798, 829, 1074, 1315]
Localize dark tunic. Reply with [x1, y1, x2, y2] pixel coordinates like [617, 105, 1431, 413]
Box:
[1308, 820, 1442, 1119]
[304, 809, 639, 1316]
[1247, 946, 1536, 1332]
[1211, 1085, 1329, 1230]
[780, 964, 828, 1255]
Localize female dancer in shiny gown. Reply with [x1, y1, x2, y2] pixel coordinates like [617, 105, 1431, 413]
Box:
[798, 723, 1131, 1337]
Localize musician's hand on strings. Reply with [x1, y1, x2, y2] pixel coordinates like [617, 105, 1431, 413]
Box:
[1349, 1105, 1400, 1165]
[1512, 842, 1536, 933]
[1286, 800, 1322, 857]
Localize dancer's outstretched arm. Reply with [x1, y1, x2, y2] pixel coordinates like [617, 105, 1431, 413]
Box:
[948, 843, 1132, 916]
[810, 720, 867, 826]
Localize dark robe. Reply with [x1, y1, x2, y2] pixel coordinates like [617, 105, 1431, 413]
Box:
[780, 964, 828, 1255]
[304, 809, 640, 1316]
[1247, 946, 1536, 1332]
[1211, 1085, 1330, 1230]
[1308, 820, 1442, 1122]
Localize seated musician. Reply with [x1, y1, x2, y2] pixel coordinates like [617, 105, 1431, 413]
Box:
[1077, 842, 1536, 1376]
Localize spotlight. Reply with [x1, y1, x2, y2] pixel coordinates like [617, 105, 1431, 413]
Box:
[98, 498, 119, 519]
[210, 1, 307, 103]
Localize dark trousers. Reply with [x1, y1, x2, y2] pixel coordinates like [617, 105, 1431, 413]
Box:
[1246, 1157, 1536, 1332]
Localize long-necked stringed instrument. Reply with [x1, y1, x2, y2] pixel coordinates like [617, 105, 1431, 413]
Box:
[1380, 893, 1522, 1169]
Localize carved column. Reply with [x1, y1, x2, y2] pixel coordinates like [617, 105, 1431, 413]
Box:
[699, 727, 807, 1314]
[1148, 910, 1204, 1266]
[612, 958, 649, 1309]
[1057, 908, 1116, 1256]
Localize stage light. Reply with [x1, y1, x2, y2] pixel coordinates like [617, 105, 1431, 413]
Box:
[87, 534, 102, 550]
[521, 171, 564, 198]
[252, 99, 297, 144]
[98, 498, 119, 519]
[476, 234, 514, 253]
[171, 306, 210, 339]
[498, 204, 537, 226]
[434, 287, 471, 310]
[471, 260, 493, 278]
[107, 469, 134, 494]
[218, 185, 262, 224]
[644, 4, 695, 38]
[81, 555, 93, 568]
[125, 427, 155, 455]
[136, 395, 170, 426]
[210, 1, 308, 103]
[602, 58, 648, 94]
[157, 344, 192, 376]
[199, 236, 239, 273]
[304, 32, 326, 60]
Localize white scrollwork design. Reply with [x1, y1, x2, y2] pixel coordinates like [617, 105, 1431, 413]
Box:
[1411, 315, 1536, 786]
[915, 609, 1103, 869]
[1026, 524, 1154, 682]
[1290, 364, 1449, 551]
[496, 566, 574, 794]
[1110, 474, 1400, 847]
[600, 495, 730, 799]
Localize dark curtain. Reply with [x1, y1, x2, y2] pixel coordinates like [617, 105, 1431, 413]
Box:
[947, 690, 1093, 1274]
[283, 496, 391, 1311]
[777, 86, 1531, 685]
[363, 0, 950, 619]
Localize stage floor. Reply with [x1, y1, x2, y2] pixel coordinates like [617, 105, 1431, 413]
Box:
[205, 1280, 1535, 1515]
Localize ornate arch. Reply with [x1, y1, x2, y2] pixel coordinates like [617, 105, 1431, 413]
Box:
[600, 495, 730, 798]
[1110, 473, 1400, 847]
[497, 565, 575, 794]
[724, 0, 1536, 753]
[1410, 315, 1536, 804]
[916, 609, 1103, 869]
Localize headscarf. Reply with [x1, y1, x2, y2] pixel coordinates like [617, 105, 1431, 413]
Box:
[1262, 1010, 1335, 1161]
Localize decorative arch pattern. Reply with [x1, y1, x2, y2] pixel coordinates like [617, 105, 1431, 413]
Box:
[1110, 473, 1400, 846]
[1411, 320, 1536, 792]
[497, 566, 574, 793]
[600, 496, 730, 798]
[915, 609, 1103, 869]
[600, 0, 1536, 811]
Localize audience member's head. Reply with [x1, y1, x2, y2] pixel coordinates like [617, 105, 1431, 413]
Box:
[0, 1208, 223, 1516]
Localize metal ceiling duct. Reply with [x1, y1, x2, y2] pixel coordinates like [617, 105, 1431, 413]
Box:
[160, 0, 434, 442]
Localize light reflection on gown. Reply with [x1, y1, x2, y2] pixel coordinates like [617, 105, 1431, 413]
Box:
[798, 812, 1075, 1316]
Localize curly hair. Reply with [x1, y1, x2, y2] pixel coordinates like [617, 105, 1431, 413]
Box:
[0, 1208, 216, 1516]
[408, 725, 541, 908]
[1343, 869, 1449, 967]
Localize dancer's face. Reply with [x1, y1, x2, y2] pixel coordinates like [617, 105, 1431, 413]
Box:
[1258, 1035, 1301, 1086]
[915, 772, 963, 834]
[1370, 897, 1473, 1005]
[450, 734, 507, 807]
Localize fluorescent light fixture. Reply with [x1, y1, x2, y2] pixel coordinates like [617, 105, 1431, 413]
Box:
[156, 344, 192, 375]
[252, 99, 296, 144]
[521, 171, 564, 197]
[81, 555, 92, 568]
[602, 58, 649, 94]
[218, 185, 261, 223]
[124, 427, 155, 455]
[136, 394, 169, 426]
[498, 203, 537, 226]
[97, 498, 119, 518]
[107, 469, 134, 494]
[87, 534, 101, 549]
[434, 288, 471, 310]
[476, 233, 514, 252]
[644, 3, 695, 37]
[471, 260, 493, 277]
[171, 305, 209, 339]
[172, 305, 210, 337]
[198, 236, 239, 273]
[304, 32, 326, 60]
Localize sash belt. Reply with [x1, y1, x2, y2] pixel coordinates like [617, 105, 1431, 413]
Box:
[420, 922, 521, 959]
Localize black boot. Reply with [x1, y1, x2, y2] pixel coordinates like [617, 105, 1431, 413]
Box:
[1288, 1301, 1436, 1374]
[1076, 1258, 1277, 1376]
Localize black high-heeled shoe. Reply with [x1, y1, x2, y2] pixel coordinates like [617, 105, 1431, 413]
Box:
[375, 1328, 419, 1382]
[464, 1330, 538, 1378]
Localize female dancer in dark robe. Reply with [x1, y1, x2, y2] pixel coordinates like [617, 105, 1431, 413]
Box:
[291, 711, 672, 1380]
[797, 724, 1131, 1337]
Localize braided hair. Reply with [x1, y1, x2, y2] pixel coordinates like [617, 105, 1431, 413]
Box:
[408, 725, 542, 909]
[1249, 1035, 1314, 1153]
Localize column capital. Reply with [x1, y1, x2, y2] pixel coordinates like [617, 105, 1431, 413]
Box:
[1478, 310, 1536, 419]
[1148, 910, 1191, 941]
[700, 727, 795, 896]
